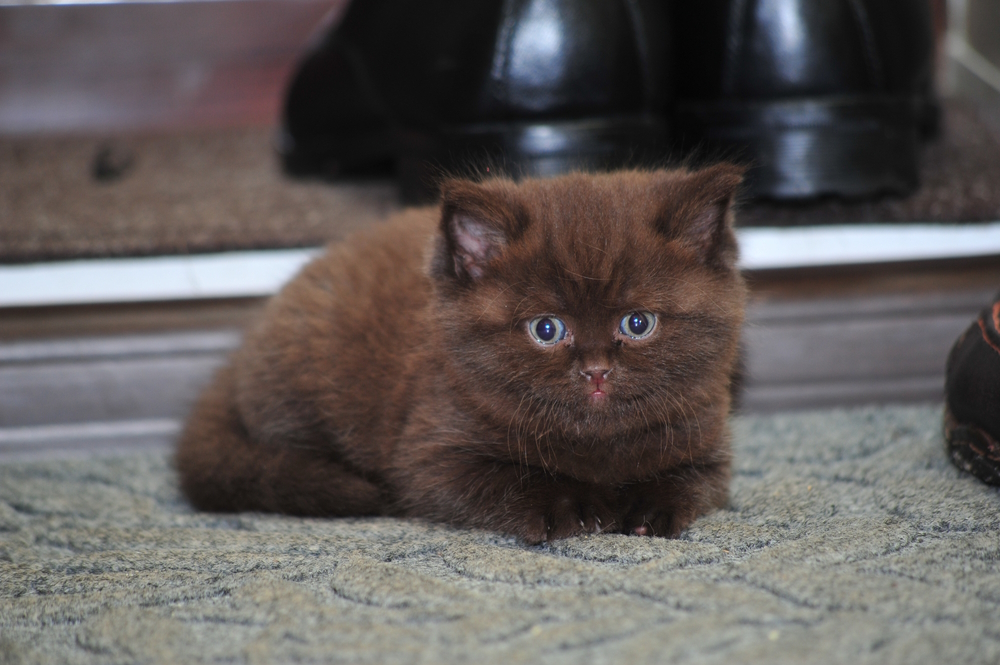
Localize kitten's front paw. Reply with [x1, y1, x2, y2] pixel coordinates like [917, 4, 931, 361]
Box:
[514, 484, 618, 544]
[620, 471, 727, 538]
[621, 482, 712, 538]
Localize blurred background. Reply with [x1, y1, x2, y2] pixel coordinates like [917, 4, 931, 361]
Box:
[1, 0, 999, 459]
[0, 0, 347, 134]
[0, 0, 992, 138]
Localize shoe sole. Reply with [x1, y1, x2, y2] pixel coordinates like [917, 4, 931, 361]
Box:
[675, 95, 921, 200]
[944, 404, 1000, 487]
[396, 115, 670, 203]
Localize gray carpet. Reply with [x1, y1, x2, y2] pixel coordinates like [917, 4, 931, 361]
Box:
[2, 404, 999, 664]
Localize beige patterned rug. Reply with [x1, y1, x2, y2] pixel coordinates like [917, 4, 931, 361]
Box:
[2, 404, 999, 664]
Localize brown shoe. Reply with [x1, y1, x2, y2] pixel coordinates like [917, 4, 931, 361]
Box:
[944, 294, 1000, 486]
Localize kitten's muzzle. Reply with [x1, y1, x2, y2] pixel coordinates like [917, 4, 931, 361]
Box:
[581, 368, 612, 390]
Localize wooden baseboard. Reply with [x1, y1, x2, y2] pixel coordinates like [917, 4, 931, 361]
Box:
[3, 258, 995, 459]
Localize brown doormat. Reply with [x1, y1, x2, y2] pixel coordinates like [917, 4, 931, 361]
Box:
[0, 130, 403, 264]
[2, 100, 999, 264]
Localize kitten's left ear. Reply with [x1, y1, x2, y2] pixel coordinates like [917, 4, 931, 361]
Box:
[431, 179, 529, 284]
[654, 163, 746, 270]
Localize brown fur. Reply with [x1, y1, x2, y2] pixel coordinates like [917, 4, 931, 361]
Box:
[175, 166, 748, 543]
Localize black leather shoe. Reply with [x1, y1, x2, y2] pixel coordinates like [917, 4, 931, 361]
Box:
[670, 0, 936, 200]
[944, 293, 1000, 487]
[281, 0, 671, 201]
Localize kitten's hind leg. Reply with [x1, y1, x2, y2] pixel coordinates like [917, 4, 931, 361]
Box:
[174, 365, 384, 517]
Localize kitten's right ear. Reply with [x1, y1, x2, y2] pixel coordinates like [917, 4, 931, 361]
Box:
[431, 180, 528, 283]
[653, 163, 746, 270]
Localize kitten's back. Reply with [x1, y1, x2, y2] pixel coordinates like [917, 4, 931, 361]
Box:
[176, 208, 439, 513]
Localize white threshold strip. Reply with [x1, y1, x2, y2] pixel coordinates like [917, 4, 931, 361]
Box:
[1, 223, 1000, 308]
[0, 418, 180, 460]
[0, 418, 180, 445]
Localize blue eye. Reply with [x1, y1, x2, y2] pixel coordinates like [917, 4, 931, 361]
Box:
[528, 316, 567, 345]
[620, 312, 656, 339]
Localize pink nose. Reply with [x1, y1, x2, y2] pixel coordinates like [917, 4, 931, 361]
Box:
[581, 368, 611, 388]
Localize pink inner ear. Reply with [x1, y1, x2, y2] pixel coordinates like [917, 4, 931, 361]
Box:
[452, 214, 504, 280]
[688, 201, 726, 247]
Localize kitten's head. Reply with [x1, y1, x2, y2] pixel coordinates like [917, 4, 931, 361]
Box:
[428, 166, 747, 469]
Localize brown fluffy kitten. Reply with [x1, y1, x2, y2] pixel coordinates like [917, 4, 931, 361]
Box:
[175, 165, 747, 544]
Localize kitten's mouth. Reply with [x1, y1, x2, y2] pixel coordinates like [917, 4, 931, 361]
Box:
[581, 368, 612, 403]
[587, 386, 611, 404]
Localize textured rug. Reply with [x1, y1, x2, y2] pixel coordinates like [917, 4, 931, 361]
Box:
[2, 404, 999, 664]
[0, 129, 401, 264]
[2, 101, 1000, 263]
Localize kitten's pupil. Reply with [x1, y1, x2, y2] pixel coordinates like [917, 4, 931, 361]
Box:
[536, 318, 557, 342]
[628, 313, 649, 336]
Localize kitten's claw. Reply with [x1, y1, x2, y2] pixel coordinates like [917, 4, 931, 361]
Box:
[545, 495, 616, 540]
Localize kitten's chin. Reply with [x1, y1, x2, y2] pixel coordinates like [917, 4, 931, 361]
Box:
[570, 393, 626, 434]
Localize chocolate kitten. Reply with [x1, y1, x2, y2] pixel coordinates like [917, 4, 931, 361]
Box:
[176, 165, 747, 543]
